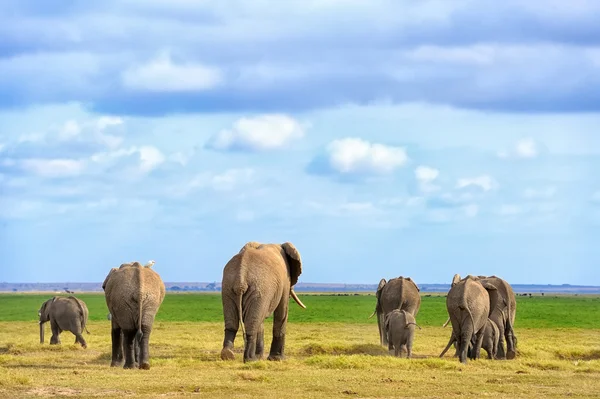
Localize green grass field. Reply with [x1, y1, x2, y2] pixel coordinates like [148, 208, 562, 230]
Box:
[1, 293, 600, 398]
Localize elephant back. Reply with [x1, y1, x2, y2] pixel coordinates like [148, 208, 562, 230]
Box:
[103, 263, 166, 330]
[380, 276, 421, 317]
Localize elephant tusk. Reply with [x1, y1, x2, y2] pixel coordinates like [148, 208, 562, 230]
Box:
[442, 317, 450, 328]
[368, 310, 376, 319]
[290, 289, 307, 309]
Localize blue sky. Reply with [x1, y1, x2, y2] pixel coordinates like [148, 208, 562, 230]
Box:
[1, 1, 599, 285]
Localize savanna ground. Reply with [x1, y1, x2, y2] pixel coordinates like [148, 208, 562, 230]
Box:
[1, 293, 600, 398]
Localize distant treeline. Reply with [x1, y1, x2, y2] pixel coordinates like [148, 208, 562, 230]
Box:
[1, 282, 600, 294]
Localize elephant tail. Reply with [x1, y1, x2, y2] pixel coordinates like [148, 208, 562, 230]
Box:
[237, 288, 246, 339]
[136, 266, 144, 343]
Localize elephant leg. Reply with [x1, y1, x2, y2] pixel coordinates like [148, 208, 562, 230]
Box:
[255, 324, 265, 359]
[472, 332, 484, 360]
[267, 296, 289, 362]
[110, 324, 123, 367]
[74, 332, 87, 349]
[505, 327, 516, 360]
[458, 334, 469, 364]
[394, 345, 400, 357]
[50, 321, 61, 345]
[139, 324, 152, 370]
[496, 323, 507, 359]
[377, 312, 387, 347]
[221, 294, 240, 361]
[122, 329, 138, 369]
[243, 331, 258, 363]
[221, 328, 237, 361]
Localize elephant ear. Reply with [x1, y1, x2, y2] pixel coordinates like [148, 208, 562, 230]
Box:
[451, 274, 461, 287]
[102, 268, 118, 291]
[480, 281, 499, 317]
[375, 278, 386, 312]
[282, 242, 302, 287]
[405, 277, 420, 292]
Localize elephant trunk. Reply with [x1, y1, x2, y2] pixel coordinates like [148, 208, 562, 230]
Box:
[39, 321, 44, 344]
[290, 289, 306, 309]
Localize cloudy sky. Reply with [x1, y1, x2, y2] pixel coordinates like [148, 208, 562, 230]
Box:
[1, 0, 599, 285]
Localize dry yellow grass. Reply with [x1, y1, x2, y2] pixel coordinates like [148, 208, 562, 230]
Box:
[1, 320, 600, 398]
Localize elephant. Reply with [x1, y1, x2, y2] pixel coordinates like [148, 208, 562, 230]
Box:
[441, 274, 517, 360]
[102, 261, 166, 370]
[220, 241, 306, 363]
[369, 276, 421, 349]
[440, 318, 499, 360]
[384, 309, 421, 358]
[38, 296, 90, 348]
[444, 274, 498, 363]
[477, 275, 517, 359]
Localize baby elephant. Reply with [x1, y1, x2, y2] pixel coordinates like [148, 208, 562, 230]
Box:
[479, 318, 500, 360]
[384, 309, 421, 358]
[439, 318, 499, 360]
[38, 296, 90, 348]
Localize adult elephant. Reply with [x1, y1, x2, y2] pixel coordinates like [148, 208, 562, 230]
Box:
[370, 276, 421, 348]
[38, 296, 90, 348]
[443, 275, 498, 363]
[220, 241, 306, 363]
[478, 275, 517, 359]
[102, 261, 165, 370]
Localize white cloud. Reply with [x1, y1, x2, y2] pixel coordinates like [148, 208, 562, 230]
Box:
[20, 158, 85, 178]
[58, 120, 81, 141]
[498, 138, 541, 159]
[415, 165, 440, 193]
[326, 138, 408, 175]
[122, 52, 222, 92]
[187, 168, 256, 192]
[515, 138, 538, 158]
[207, 114, 305, 152]
[90, 145, 165, 173]
[523, 186, 556, 200]
[96, 116, 124, 130]
[415, 166, 439, 182]
[139, 146, 166, 172]
[456, 175, 498, 191]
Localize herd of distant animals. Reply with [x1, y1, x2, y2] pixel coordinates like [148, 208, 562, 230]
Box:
[36, 241, 518, 369]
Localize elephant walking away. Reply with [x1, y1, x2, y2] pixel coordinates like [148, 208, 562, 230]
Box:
[445, 275, 498, 363]
[370, 276, 421, 349]
[38, 296, 90, 348]
[477, 275, 517, 359]
[220, 241, 306, 363]
[103, 261, 166, 370]
[385, 309, 421, 358]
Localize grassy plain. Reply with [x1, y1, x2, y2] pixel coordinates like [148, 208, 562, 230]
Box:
[1, 293, 600, 398]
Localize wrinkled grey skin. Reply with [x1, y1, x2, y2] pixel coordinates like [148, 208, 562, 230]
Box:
[107, 312, 140, 364]
[103, 261, 166, 370]
[444, 275, 498, 363]
[477, 275, 517, 359]
[220, 242, 306, 363]
[440, 318, 499, 360]
[384, 309, 420, 358]
[370, 276, 421, 349]
[38, 296, 90, 348]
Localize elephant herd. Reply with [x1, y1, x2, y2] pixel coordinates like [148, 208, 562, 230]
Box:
[370, 274, 518, 364]
[36, 241, 518, 369]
